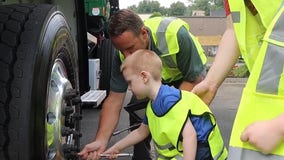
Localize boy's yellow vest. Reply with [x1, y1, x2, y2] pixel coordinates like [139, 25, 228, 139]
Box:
[228, 1, 284, 159]
[146, 91, 227, 160]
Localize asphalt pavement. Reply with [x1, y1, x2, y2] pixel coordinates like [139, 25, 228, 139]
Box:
[80, 78, 247, 159]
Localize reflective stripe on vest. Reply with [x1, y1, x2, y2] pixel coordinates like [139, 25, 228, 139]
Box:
[228, 2, 284, 159]
[229, 147, 284, 160]
[154, 139, 227, 160]
[154, 141, 176, 151]
[155, 141, 183, 160]
[158, 154, 183, 160]
[257, 7, 284, 95]
[144, 17, 206, 64]
[146, 91, 227, 159]
[144, 17, 187, 55]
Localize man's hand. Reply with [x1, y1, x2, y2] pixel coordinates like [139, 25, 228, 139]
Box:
[241, 119, 284, 154]
[77, 140, 107, 160]
[191, 80, 218, 105]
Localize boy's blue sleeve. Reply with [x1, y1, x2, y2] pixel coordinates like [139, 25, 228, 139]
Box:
[142, 115, 148, 125]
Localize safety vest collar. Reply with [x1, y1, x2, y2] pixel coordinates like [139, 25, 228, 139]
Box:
[251, 0, 283, 28]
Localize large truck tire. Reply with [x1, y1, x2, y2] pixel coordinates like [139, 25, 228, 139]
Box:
[97, 38, 115, 95]
[0, 4, 81, 160]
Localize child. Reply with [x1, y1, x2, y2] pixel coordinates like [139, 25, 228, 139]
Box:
[103, 49, 227, 160]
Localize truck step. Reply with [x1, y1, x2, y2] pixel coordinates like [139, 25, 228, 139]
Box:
[81, 90, 106, 107]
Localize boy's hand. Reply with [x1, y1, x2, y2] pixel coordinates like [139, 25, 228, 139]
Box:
[191, 80, 218, 105]
[102, 145, 121, 159]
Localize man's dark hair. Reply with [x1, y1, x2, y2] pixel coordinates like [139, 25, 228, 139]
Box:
[108, 9, 144, 37]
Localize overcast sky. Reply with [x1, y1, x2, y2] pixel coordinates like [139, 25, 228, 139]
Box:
[119, 0, 190, 9]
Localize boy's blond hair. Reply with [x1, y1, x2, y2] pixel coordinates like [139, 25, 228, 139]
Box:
[120, 49, 162, 81]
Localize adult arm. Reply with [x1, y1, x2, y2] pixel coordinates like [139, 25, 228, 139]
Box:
[176, 26, 205, 91]
[95, 49, 128, 144]
[182, 119, 197, 160]
[96, 91, 126, 145]
[78, 91, 126, 159]
[241, 113, 284, 154]
[192, 14, 240, 105]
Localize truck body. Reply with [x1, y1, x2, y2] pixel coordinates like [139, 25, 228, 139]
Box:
[0, 0, 118, 159]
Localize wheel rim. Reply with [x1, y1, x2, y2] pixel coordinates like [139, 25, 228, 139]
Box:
[46, 58, 73, 159]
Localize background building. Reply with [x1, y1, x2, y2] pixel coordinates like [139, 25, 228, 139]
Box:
[180, 16, 226, 57]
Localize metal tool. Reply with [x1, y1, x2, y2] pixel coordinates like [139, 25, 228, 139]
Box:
[112, 123, 140, 136]
[100, 153, 133, 157]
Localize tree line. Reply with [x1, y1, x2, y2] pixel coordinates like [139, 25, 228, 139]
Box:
[126, 0, 224, 16]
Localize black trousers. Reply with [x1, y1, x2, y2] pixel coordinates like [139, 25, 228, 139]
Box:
[125, 96, 152, 160]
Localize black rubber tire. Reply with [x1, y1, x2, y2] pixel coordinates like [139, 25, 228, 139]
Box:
[0, 4, 79, 160]
[97, 38, 115, 95]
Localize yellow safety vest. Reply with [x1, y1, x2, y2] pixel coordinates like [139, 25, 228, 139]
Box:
[228, 1, 284, 159]
[146, 91, 227, 160]
[119, 17, 207, 82]
[228, 0, 282, 72]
